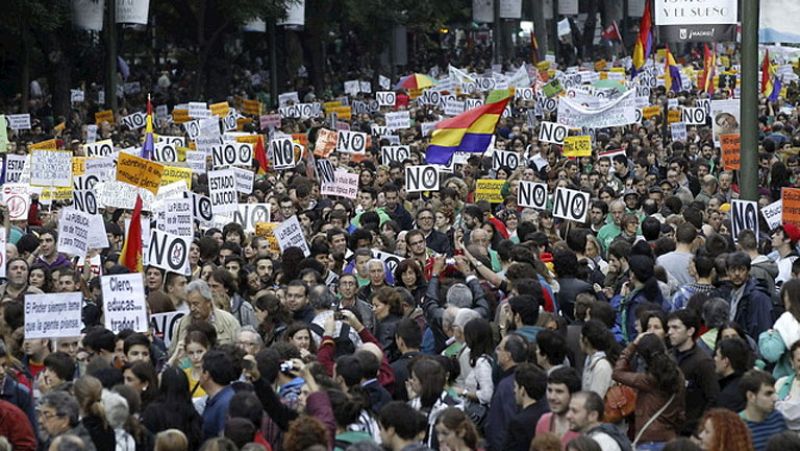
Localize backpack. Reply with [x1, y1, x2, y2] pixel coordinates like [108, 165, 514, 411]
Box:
[309, 322, 355, 357]
[588, 423, 633, 451]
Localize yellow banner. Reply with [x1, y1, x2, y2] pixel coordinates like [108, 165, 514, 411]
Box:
[475, 179, 505, 203]
[172, 109, 190, 124]
[40, 186, 72, 202]
[95, 110, 114, 124]
[161, 166, 193, 189]
[323, 101, 343, 112]
[667, 109, 681, 124]
[30, 139, 58, 151]
[242, 99, 261, 116]
[563, 136, 592, 157]
[72, 157, 86, 176]
[210, 101, 230, 117]
[116, 153, 164, 194]
[642, 106, 662, 119]
[330, 106, 352, 121]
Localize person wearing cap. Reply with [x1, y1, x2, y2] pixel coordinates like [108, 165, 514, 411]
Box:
[771, 223, 800, 289]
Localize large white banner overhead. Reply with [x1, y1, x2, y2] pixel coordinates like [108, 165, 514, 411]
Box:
[72, 0, 105, 31]
[655, 0, 737, 42]
[473, 0, 494, 23]
[557, 89, 638, 129]
[499, 0, 522, 19]
[277, 0, 305, 27]
[760, 0, 800, 43]
[116, 0, 150, 25]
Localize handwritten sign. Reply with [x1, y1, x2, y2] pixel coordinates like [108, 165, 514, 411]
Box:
[116, 153, 165, 194]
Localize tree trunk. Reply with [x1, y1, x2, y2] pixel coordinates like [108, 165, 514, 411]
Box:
[20, 27, 31, 114]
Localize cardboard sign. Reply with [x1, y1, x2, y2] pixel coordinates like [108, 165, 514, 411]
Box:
[671, 122, 688, 142]
[538, 121, 569, 145]
[147, 229, 191, 276]
[553, 187, 590, 222]
[720, 134, 741, 170]
[116, 153, 164, 194]
[57, 208, 91, 257]
[95, 110, 114, 124]
[381, 145, 411, 165]
[161, 166, 192, 189]
[149, 312, 186, 348]
[211, 141, 252, 168]
[210, 101, 230, 117]
[24, 293, 83, 339]
[102, 274, 148, 333]
[233, 204, 271, 232]
[186, 192, 214, 224]
[4, 155, 25, 183]
[336, 131, 367, 154]
[154, 142, 179, 163]
[83, 139, 115, 158]
[681, 107, 707, 125]
[492, 150, 520, 171]
[405, 165, 440, 193]
[321, 170, 359, 199]
[518, 181, 548, 209]
[731, 200, 759, 243]
[762, 199, 783, 231]
[2, 184, 29, 221]
[73, 189, 98, 215]
[475, 179, 505, 203]
[563, 136, 592, 157]
[642, 105, 662, 119]
[6, 114, 31, 130]
[314, 128, 338, 157]
[158, 199, 193, 237]
[207, 169, 237, 214]
[270, 138, 300, 170]
[31, 150, 72, 187]
[121, 111, 147, 130]
[783, 188, 800, 227]
[185, 151, 207, 174]
[95, 181, 154, 211]
[667, 109, 681, 124]
[385, 111, 411, 130]
[232, 167, 255, 194]
[376, 91, 396, 107]
[260, 114, 281, 130]
[274, 215, 310, 256]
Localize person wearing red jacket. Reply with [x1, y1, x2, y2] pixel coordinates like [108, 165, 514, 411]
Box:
[0, 398, 36, 451]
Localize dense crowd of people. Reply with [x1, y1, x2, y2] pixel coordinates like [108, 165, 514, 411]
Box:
[1, 37, 800, 451]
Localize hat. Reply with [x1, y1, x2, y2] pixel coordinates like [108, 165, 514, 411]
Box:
[623, 189, 639, 199]
[648, 186, 663, 195]
[783, 222, 800, 243]
[719, 203, 731, 213]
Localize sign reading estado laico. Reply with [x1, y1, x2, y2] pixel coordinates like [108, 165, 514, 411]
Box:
[655, 0, 737, 42]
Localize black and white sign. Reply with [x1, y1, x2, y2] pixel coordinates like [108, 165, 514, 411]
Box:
[515, 88, 536, 101]
[212, 142, 253, 168]
[6, 114, 31, 130]
[73, 189, 98, 215]
[518, 181, 548, 210]
[681, 107, 707, 125]
[553, 187, 590, 222]
[148, 229, 191, 276]
[376, 91, 396, 107]
[270, 138, 299, 170]
[84, 139, 115, 157]
[5, 155, 25, 183]
[154, 142, 178, 163]
[158, 199, 193, 238]
[405, 165, 440, 193]
[24, 293, 83, 339]
[31, 150, 72, 187]
[207, 169, 237, 214]
[274, 215, 310, 257]
[232, 167, 255, 194]
[315, 159, 335, 185]
[381, 145, 411, 165]
[149, 312, 186, 348]
[336, 131, 367, 154]
[185, 192, 214, 224]
[121, 111, 146, 130]
[233, 204, 271, 232]
[158, 136, 186, 147]
[385, 112, 411, 130]
[102, 274, 148, 333]
[492, 150, 520, 171]
[538, 121, 569, 145]
[731, 199, 759, 243]
[57, 207, 91, 258]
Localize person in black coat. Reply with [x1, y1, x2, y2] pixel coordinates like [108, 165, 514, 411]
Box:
[390, 319, 423, 401]
[553, 249, 595, 321]
[504, 363, 550, 451]
[141, 367, 203, 449]
[713, 337, 751, 413]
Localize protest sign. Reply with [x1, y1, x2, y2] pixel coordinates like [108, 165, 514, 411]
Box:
[121, 111, 146, 130]
[563, 136, 592, 157]
[95, 181, 154, 211]
[95, 110, 114, 124]
[372, 249, 404, 275]
[154, 142, 179, 163]
[381, 145, 411, 165]
[232, 167, 255, 194]
[376, 91, 396, 107]
[211, 141, 252, 168]
[492, 150, 520, 171]
[518, 181, 548, 209]
[557, 89, 637, 128]
[762, 199, 783, 231]
[720, 134, 741, 170]
[233, 204, 271, 232]
[784, 188, 800, 227]
[538, 121, 569, 145]
[321, 170, 359, 199]
[186, 192, 214, 224]
[102, 274, 148, 333]
[553, 187, 590, 222]
[73, 189, 98, 215]
[681, 107, 707, 125]
[315, 159, 336, 185]
[30, 139, 58, 151]
[31, 150, 72, 187]
[6, 114, 31, 130]
[86, 213, 109, 250]
[161, 166, 192, 189]
[185, 151, 207, 173]
[278, 92, 300, 107]
[671, 122, 688, 142]
[116, 152, 164, 194]
[84, 139, 115, 158]
[158, 199, 193, 237]
[207, 169, 237, 214]
[24, 293, 83, 339]
[149, 312, 186, 348]
[57, 208, 91, 258]
[711, 99, 740, 143]
[85, 157, 115, 180]
[4, 154, 25, 183]
[475, 179, 505, 203]
[260, 114, 281, 130]
[210, 101, 230, 117]
[274, 215, 310, 256]
[336, 131, 367, 154]
[147, 229, 191, 276]
[385, 111, 411, 130]
[405, 165, 440, 193]
[270, 138, 300, 169]
[731, 200, 759, 243]
[444, 100, 465, 117]
[71, 89, 85, 103]
[542, 79, 563, 97]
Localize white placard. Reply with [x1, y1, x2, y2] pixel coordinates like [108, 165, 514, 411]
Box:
[72, 0, 105, 31]
[232, 204, 272, 232]
[381, 145, 411, 165]
[57, 207, 91, 258]
[538, 121, 570, 145]
[279, 92, 300, 107]
[6, 114, 31, 130]
[212, 141, 253, 168]
[5, 154, 25, 183]
[116, 0, 149, 25]
[492, 150, 520, 171]
[186, 192, 214, 225]
[269, 138, 299, 170]
[153, 142, 178, 163]
[444, 100, 466, 117]
[385, 111, 411, 130]
[671, 122, 687, 142]
[552, 187, 590, 222]
[121, 111, 146, 130]
[186, 151, 207, 173]
[321, 170, 359, 199]
[31, 150, 72, 187]
[681, 107, 707, 125]
[232, 167, 255, 194]
[149, 312, 186, 349]
[102, 273, 148, 333]
[71, 89, 85, 103]
[376, 91, 396, 107]
[557, 90, 638, 129]
[207, 169, 237, 214]
[655, 0, 738, 25]
[24, 293, 84, 339]
[762, 200, 783, 231]
[95, 181, 154, 211]
[87, 213, 109, 250]
[731, 199, 759, 243]
[83, 139, 115, 158]
[274, 215, 310, 256]
[158, 199, 193, 237]
[336, 131, 368, 154]
[73, 189, 98, 215]
[518, 181, 548, 210]
[147, 229, 191, 276]
[405, 165, 440, 193]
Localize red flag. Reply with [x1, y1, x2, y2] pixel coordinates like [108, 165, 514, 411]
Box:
[530, 33, 539, 65]
[118, 195, 143, 273]
[602, 21, 622, 42]
[255, 134, 269, 175]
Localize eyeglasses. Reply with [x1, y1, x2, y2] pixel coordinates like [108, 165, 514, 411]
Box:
[409, 240, 425, 246]
[37, 410, 61, 420]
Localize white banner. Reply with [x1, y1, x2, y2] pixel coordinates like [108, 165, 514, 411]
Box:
[553, 187, 590, 222]
[656, 0, 738, 25]
[274, 216, 310, 256]
[6, 114, 31, 130]
[762, 199, 783, 230]
[72, 0, 105, 31]
[57, 208, 91, 258]
[321, 170, 359, 199]
[158, 199, 193, 238]
[557, 90, 638, 129]
[385, 111, 411, 130]
[761, 0, 800, 43]
[24, 293, 83, 339]
[102, 274, 148, 333]
[150, 312, 186, 348]
[116, 0, 150, 25]
[31, 150, 72, 187]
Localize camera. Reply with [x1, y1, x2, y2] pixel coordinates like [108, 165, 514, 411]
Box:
[334, 311, 345, 320]
[280, 361, 294, 373]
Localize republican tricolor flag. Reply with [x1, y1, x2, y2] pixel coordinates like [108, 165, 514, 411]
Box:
[664, 47, 682, 93]
[631, 0, 653, 76]
[141, 94, 154, 160]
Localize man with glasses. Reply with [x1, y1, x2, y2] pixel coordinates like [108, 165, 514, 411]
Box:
[415, 208, 450, 255]
[169, 280, 241, 355]
[337, 273, 375, 332]
[38, 391, 90, 450]
[405, 230, 435, 280]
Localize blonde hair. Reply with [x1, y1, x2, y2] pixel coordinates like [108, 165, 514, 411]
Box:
[73, 375, 108, 428]
[155, 429, 189, 451]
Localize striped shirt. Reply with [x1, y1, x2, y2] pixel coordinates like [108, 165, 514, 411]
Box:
[740, 409, 787, 451]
